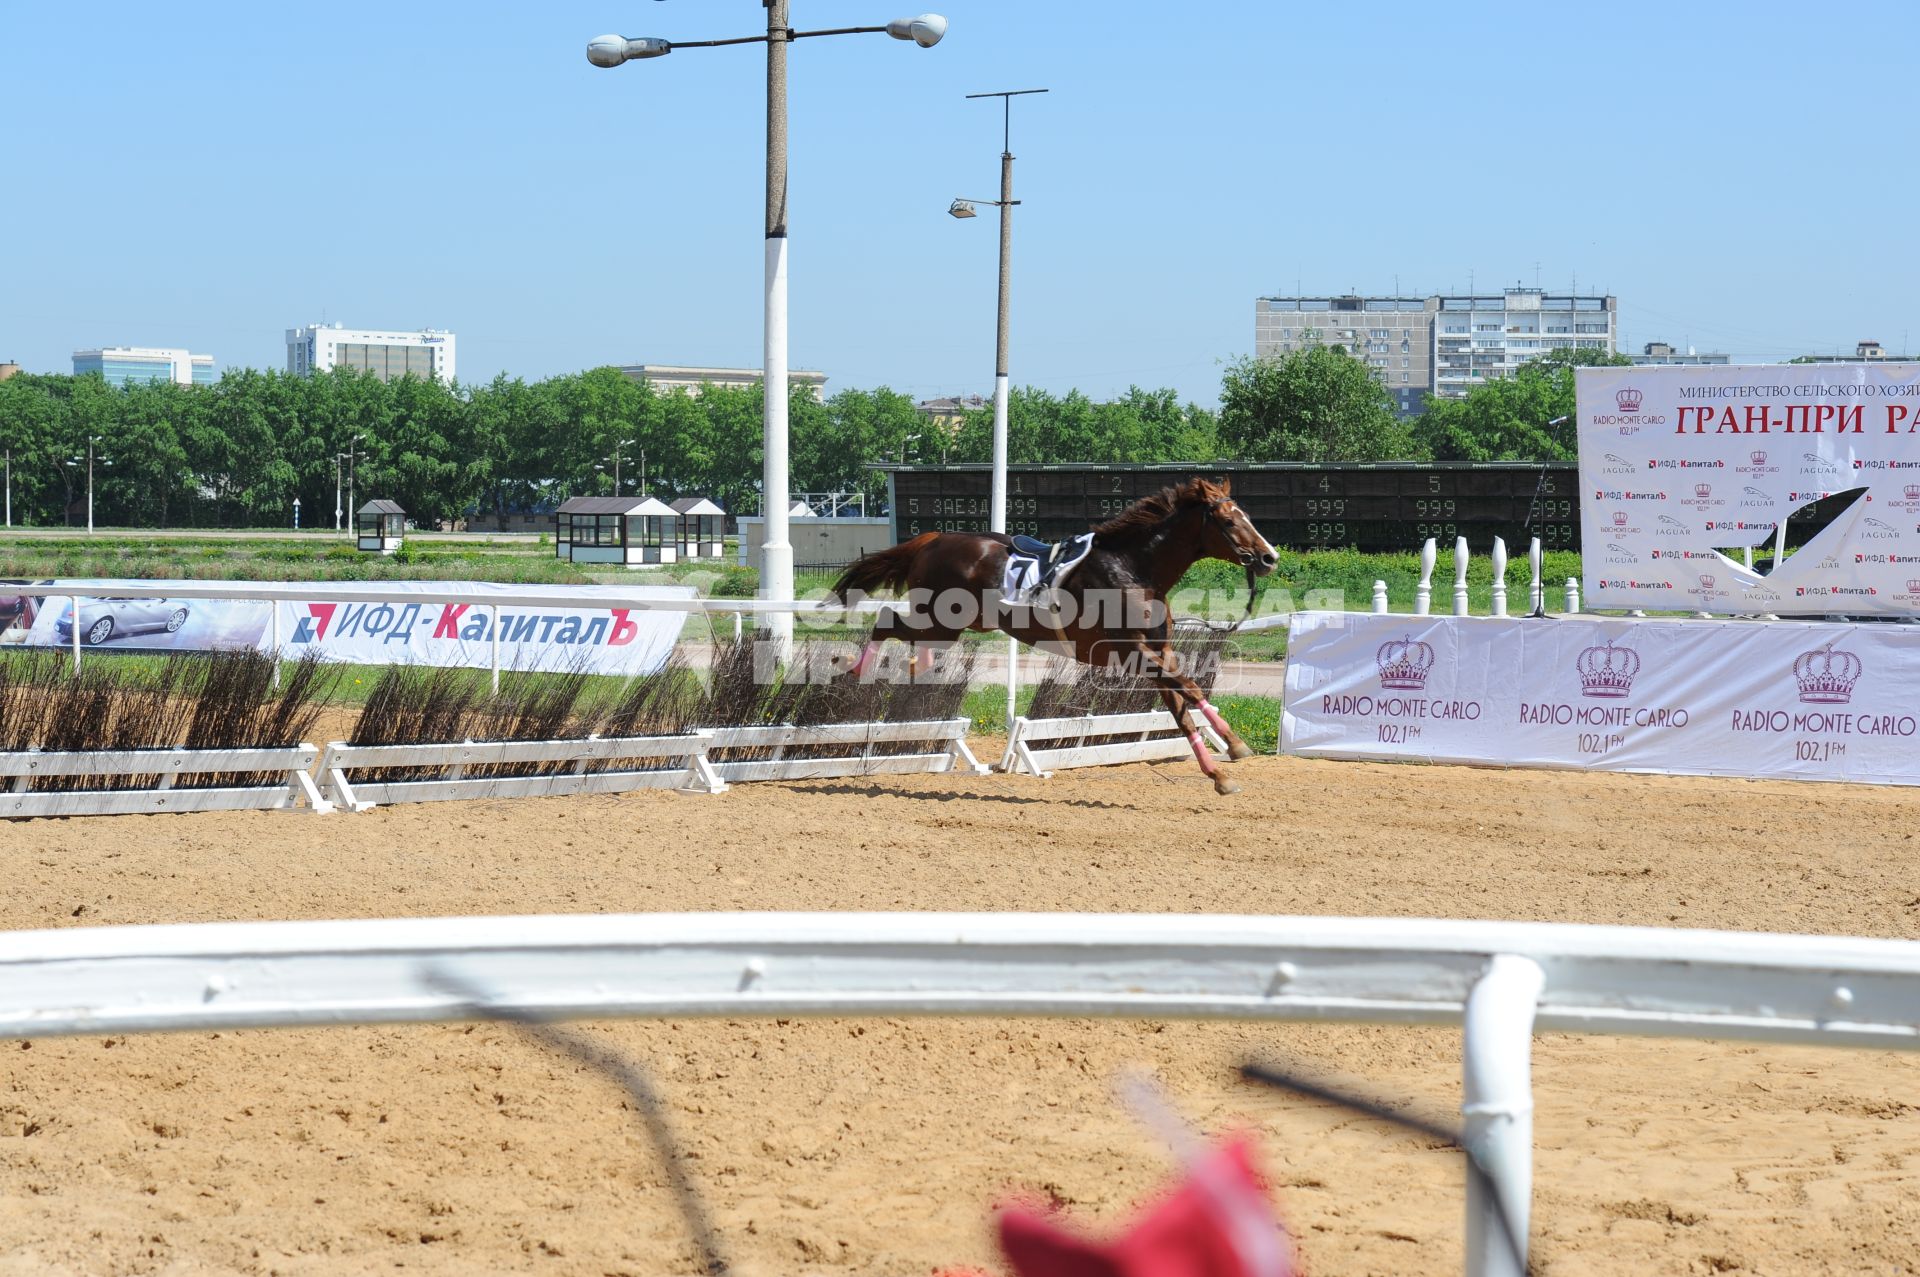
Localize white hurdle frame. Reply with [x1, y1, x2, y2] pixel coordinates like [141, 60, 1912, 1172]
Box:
[706, 718, 987, 784]
[315, 733, 724, 810]
[1001, 709, 1228, 778]
[1, 911, 1915, 1277]
[0, 744, 328, 817]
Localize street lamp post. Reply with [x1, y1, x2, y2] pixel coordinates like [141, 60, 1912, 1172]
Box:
[950, 88, 1046, 539]
[78, 436, 108, 535]
[336, 435, 363, 536]
[587, 7, 947, 659]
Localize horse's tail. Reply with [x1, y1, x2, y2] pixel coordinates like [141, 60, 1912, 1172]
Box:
[830, 531, 940, 601]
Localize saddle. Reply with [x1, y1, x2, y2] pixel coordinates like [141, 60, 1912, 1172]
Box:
[1003, 532, 1095, 607]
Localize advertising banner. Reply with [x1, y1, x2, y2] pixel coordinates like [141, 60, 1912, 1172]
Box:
[1283, 611, 1920, 787]
[1577, 362, 1920, 616]
[6, 580, 695, 676]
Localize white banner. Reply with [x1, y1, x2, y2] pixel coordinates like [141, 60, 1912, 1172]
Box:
[8, 580, 694, 676]
[1282, 611, 1920, 787]
[1577, 362, 1920, 616]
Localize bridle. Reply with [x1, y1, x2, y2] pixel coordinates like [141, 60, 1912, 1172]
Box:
[1205, 499, 1264, 568]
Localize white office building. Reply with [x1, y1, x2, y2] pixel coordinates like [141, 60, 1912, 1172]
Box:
[72, 347, 215, 387]
[287, 323, 456, 385]
[1256, 286, 1618, 415]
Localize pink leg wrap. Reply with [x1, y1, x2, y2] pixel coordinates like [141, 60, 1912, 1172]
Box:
[846, 641, 881, 677]
[1187, 730, 1217, 776]
[910, 646, 937, 676]
[1195, 696, 1234, 740]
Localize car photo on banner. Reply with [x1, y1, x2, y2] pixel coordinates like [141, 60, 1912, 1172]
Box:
[53, 597, 193, 646]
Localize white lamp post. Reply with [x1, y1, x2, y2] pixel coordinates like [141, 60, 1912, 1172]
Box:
[587, 7, 947, 659]
[949, 88, 1046, 539]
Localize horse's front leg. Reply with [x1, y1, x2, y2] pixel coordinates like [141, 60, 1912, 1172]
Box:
[1157, 639, 1253, 761]
[1124, 634, 1239, 795]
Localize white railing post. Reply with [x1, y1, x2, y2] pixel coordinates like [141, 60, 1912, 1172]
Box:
[270, 600, 281, 690]
[1415, 538, 1436, 616]
[1462, 954, 1544, 1277]
[1371, 579, 1388, 614]
[1528, 537, 1543, 616]
[70, 595, 81, 674]
[1005, 636, 1018, 734]
[1453, 536, 1470, 617]
[489, 604, 501, 695]
[1565, 577, 1581, 614]
[1490, 538, 1507, 618]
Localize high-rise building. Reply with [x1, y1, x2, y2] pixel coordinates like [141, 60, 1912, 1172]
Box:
[620, 363, 828, 403]
[1255, 287, 1618, 417]
[287, 323, 456, 385]
[1255, 295, 1434, 418]
[71, 347, 215, 388]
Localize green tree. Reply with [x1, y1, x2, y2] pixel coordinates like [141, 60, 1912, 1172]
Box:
[1414, 347, 1633, 461]
[1217, 347, 1422, 462]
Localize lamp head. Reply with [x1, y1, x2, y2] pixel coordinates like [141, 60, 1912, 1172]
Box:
[885, 13, 947, 47]
[587, 35, 671, 67]
[948, 199, 977, 219]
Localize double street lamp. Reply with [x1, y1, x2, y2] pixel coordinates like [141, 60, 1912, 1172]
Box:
[597, 438, 640, 495]
[67, 436, 109, 534]
[587, 6, 947, 656]
[948, 88, 1047, 539]
[335, 435, 364, 534]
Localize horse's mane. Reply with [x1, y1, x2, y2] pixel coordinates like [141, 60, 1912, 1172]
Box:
[1092, 476, 1230, 539]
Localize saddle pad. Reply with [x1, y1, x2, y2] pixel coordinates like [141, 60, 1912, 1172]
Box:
[1002, 532, 1095, 607]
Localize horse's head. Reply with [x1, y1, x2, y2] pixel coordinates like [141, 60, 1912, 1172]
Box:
[1192, 478, 1278, 576]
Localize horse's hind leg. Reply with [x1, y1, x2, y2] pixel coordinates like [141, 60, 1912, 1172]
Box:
[1153, 683, 1238, 796]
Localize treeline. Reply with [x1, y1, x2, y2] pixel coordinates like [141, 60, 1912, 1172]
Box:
[0, 344, 1622, 528]
[0, 368, 1218, 529]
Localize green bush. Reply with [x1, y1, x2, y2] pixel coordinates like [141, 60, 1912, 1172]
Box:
[711, 566, 760, 598]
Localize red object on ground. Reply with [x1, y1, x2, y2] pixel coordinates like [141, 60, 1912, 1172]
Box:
[996, 1138, 1294, 1277]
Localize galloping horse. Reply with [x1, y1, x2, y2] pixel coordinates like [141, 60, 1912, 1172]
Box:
[830, 476, 1278, 795]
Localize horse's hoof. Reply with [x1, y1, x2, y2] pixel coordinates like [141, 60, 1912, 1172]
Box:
[1227, 742, 1254, 762]
[1213, 774, 1242, 796]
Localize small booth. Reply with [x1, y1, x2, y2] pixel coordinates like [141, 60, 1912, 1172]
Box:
[554, 495, 680, 567]
[356, 499, 407, 554]
[670, 496, 727, 559]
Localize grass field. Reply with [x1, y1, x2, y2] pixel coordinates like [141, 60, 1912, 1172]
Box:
[0, 531, 1584, 665]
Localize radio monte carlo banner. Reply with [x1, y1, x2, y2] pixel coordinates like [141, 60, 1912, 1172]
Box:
[1576, 361, 1920, 616]
[1, 580, 695, 676]
[1282, 612, 1920, 787]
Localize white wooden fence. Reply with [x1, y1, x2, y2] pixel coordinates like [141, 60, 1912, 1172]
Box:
[707, 718, 987, 784]
[316, 733, 725, 809]
[0, 745, 328, 817]
[1001, 709, 1226, 778]
[0, 911, 1914, 1277]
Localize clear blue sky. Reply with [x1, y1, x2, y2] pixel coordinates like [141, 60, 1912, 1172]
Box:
[3, 1, 1915, 407]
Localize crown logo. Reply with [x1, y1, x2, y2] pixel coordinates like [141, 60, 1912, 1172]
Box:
[1750, 450, 1768, 465]
[1576, 641, 1640, 699]
[1793, 643, 1861, 705]
[1905, 484, 1920, 501]
[1612, 511, 1629, 526]
[1694, 483, 1712, 499]
[1698, 574, 1717, 589]
[1907, 580, 1920, 593]
[1615, 388, 1643, 412]
[1375, 635, 1435, 691]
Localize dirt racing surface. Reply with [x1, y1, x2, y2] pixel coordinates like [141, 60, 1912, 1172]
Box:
[2, 754, 1917, 1275]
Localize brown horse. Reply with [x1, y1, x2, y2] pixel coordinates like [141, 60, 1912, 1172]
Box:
[830, 476, 1278, 795]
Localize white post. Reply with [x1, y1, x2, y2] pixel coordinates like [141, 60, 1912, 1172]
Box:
[1772, 516, 1788, 576]
[1743, 543, 1754, 571]
[1415, 538, 1436, 616]
[270, 602, 281, 690]
[1565, 577, 1580, 613]
[1528, 537, 1543, 616]
[70, 594, 81, 674]
[1452, 535, 1470, 617]
[1005, 637, 1018, 730]
[759, 0, 795, 664]
[1462, 954, 1544, 1277]
[489, 604, 501, 695]
[1371, 579, 1388, 614]
[1490, 537, 1508, 618]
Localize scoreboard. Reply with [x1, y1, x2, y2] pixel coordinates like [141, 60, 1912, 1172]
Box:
[880, 463, 1581, 554]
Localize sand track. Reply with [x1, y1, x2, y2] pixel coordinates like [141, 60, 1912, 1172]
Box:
[2, 754, 1917, 1274]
